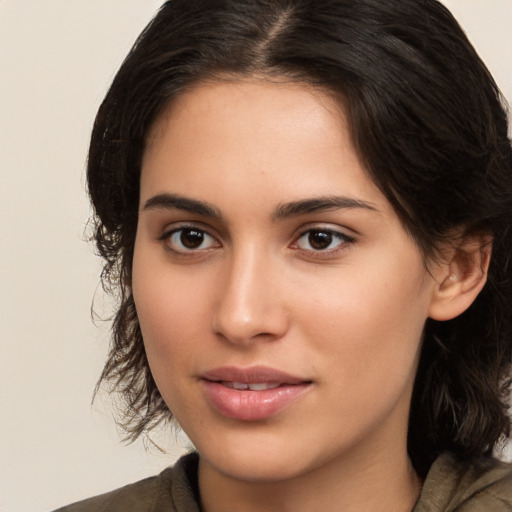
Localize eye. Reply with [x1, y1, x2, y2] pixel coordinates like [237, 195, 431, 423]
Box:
[294, 228, 353, 252]
[162, 226, 219, 253]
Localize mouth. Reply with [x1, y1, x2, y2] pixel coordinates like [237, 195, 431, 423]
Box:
[202, 365, 308, 385]
[200, 366, 312, 421]
[220, 381, 282, 391]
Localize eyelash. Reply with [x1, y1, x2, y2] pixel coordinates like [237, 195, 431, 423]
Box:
[159, 224, 220, 255]
[159, 224, 355, 258]
[291, 227, 355, 258]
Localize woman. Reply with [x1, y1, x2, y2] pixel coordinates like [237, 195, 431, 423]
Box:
[56, 0, 512, 510]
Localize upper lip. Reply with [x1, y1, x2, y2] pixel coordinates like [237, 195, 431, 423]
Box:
[201, 365, 309, 385]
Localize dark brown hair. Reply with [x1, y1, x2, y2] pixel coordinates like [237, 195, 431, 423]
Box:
[88, 0, 512, 477]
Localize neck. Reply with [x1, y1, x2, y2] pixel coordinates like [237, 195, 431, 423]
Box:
[198, 441, 422, 512]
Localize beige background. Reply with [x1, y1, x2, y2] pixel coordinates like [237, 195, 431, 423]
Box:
[1, 1, 511, 511]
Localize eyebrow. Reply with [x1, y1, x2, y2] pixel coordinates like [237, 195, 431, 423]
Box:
[272, 196, 378, 221]
[142, 193, 378, 221]
[143, 193, 222, 218]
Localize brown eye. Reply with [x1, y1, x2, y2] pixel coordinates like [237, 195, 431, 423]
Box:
[180, 229, 205, 249]
[308, 231, 333, 250]
[295, 228, 352, 252]
[165, 227, 218, 253]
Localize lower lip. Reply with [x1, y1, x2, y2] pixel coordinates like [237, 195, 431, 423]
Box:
[201, 381, 311, 421]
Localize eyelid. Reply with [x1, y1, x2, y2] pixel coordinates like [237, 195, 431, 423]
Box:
[290, 224, 356, 256]
[158, 220, 218, 239]
[159, 222, 221, 254]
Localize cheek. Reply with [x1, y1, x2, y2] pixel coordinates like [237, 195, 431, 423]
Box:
[132, 273, 209, 424]
[298, 263, 427, 335]
[131, 248, 211, 381]
[294, 254, 430, 387]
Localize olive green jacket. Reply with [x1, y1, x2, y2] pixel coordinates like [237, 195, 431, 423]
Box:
[54, 452, 512, 511]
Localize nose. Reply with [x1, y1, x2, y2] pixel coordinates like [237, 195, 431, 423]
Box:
[210, 248, 289, 346]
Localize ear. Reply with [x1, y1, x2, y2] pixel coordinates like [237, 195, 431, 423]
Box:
[428, 233, 492, 321]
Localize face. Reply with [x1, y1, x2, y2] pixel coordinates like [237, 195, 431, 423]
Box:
[132, 80, 441, 483]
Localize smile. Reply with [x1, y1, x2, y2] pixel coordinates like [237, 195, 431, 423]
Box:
[221, 381, 281, 391]
[200, 366, 312, 421]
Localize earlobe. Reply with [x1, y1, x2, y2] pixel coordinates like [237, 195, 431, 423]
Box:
[428, 234, 492, 321]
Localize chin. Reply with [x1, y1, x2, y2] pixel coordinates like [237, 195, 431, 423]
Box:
[207, 451, 310, 483]
[195, 427, 338, 484]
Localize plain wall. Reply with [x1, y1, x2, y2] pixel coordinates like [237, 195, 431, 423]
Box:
[1, 1, 511, 511]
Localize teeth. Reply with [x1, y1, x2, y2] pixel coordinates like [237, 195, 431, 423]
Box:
[222, 381, 281, 391]
[248, 382, 280, 391]
[232, 382, 249, 390]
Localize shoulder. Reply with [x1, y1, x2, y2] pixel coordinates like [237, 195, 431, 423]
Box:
[415, 452, 512, 511]
[52, 452, 200, 512]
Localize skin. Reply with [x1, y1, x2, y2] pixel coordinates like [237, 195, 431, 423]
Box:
[132, 79, 483, 512]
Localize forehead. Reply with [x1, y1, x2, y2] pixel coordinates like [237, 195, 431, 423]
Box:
[140, 79, 392, 220]
[146, 78, 345, 151]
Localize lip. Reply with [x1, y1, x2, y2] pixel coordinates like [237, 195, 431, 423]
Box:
[200, 366, 312, 421]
